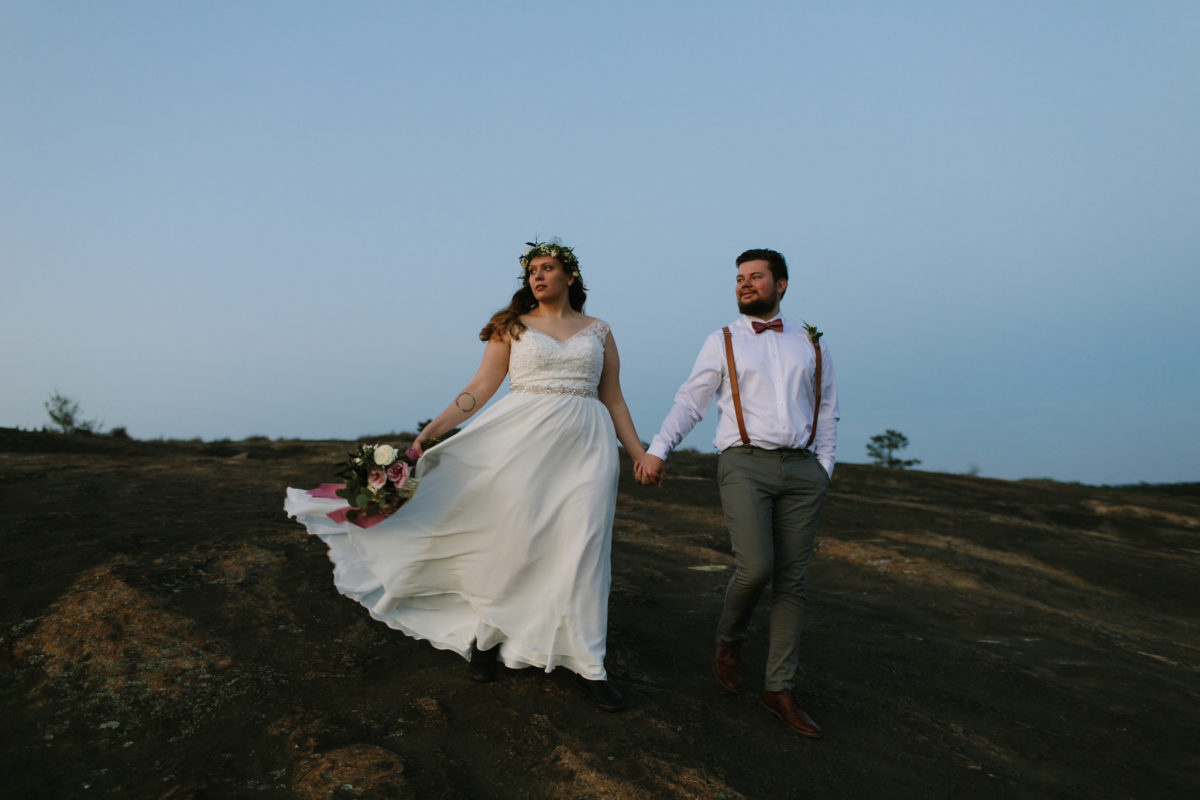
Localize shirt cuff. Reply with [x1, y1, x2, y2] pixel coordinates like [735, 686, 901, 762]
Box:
[647, 438, 671, 461]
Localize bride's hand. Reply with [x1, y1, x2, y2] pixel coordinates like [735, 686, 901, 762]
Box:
[635, 454, 665, 487]
[410, 429, 433, 459]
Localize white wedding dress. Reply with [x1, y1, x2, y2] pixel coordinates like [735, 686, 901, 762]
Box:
[284, 319, 618, 679]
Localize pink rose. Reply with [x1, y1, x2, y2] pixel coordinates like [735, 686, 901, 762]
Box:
[367, 468, 387, 491]
[387, 460, 410, 488]
[405, 448, 421, 462]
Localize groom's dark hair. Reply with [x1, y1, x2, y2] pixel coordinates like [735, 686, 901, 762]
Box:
[736, 248, 788, 298]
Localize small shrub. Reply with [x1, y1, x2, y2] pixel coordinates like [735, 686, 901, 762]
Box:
[866, 429, 921, 469]
[44, 390, 101, 434]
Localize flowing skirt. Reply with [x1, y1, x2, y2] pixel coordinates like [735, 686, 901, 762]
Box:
[284, 391, 619, 679]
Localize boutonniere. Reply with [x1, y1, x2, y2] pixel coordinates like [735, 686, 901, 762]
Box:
[802, 322, 822, 343]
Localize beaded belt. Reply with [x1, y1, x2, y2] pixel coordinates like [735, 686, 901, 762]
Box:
[509, 382, 597, 399]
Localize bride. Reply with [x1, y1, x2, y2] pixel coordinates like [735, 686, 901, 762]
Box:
[285, 240, 654, 711]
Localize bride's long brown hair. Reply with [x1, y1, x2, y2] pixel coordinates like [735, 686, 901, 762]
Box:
[479, 249, 588, 342]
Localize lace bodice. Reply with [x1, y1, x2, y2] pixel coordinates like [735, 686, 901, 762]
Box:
[508, 318, 609, 396]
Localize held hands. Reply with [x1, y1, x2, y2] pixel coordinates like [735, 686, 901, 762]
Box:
[634, 454, 665, 487]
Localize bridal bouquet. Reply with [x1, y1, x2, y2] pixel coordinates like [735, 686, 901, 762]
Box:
[333, 443, 421, 523]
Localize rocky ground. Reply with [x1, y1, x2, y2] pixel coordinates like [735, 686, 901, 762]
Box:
[2, 428, 1197, 799]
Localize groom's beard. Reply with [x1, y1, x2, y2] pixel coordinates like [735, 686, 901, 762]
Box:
[738, 294, 779, 317]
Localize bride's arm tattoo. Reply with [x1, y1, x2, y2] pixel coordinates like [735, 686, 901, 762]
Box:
[455, 392, 477, 412]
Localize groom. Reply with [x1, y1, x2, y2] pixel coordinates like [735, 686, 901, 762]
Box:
[636, 248, 838, 738]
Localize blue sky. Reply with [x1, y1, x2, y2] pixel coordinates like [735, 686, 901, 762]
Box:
[2, 1, 1197, 485]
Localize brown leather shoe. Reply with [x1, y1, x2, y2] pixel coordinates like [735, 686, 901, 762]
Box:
[713, 641, 741, 693]
[760, 691, 822, 738]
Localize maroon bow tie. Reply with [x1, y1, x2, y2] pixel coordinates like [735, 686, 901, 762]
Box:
[751, 319, 783, 334]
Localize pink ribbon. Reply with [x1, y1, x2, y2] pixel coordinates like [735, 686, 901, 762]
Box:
[307, 483, 389, 529]
[325, 506, 389, 529]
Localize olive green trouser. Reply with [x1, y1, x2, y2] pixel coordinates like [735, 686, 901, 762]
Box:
[716, 445, 829, 692]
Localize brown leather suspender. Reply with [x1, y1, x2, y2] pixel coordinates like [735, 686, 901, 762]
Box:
[722, 326, 750, 445]
[804, 337, 822, 449]
[722, 324, 823, 450]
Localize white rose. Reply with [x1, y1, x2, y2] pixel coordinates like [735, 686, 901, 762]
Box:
[373, 444, 398, 466]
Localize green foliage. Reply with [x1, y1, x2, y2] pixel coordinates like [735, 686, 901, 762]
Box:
[44, 390, 101, 434]
[866, 429, 921, 469]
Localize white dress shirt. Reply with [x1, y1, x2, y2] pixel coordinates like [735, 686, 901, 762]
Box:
[648, 315, 839, 476]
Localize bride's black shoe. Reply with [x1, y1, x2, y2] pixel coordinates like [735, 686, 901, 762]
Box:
[469, 643, 499, 683]
[575, 675, 627, 712]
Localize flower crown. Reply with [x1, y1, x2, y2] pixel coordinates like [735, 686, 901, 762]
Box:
[519, 239, 581, 279]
